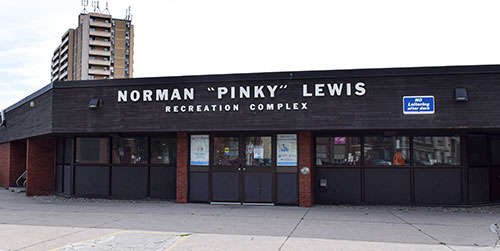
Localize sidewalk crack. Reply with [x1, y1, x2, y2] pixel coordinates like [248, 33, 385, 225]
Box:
[277, 207, 311, 251]
[387, 210, 456, 251]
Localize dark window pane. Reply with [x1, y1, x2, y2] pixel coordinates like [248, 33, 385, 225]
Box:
[245, 137, 272, 166]
[467, 135, 488, 166]
[112, 137, 148, 164]
[214, 137, 239, 166]
[150, 137, 176, 165]
[491, 136, 500, 165]
[364, 136, 409, 166]
[75, 138, 109, 164]
[316, 137, 361, 166]
[64, 137, 73, 163]
[56, 138, 64, 163]
[413, 136, 461, 166]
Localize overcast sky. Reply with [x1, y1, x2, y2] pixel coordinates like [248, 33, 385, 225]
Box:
[1, 0, 500, 110]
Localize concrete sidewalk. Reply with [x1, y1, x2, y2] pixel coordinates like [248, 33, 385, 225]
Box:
[0, 189, 498, 250]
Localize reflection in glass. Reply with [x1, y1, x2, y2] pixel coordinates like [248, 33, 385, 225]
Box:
[245, 137, 272, 166]
[75, 137, 109, 164]
[214, 137, 239, 166]
[316, 137, 361, 165]
[150, 137, 176, 165]
[364, 136, 409, 166]
[112, 137, 148, 164]
[413, 136, 460, 165]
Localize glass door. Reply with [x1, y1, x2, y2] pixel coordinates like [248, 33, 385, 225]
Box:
[210, 135, 275, 204]
[211, 136, 241, 202]
[242, 136, 274, 203]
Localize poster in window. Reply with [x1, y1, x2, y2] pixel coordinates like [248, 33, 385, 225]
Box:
[277, 134, 297, 166]
[190, 135, 209, 165]
[253, 145, 264, 159]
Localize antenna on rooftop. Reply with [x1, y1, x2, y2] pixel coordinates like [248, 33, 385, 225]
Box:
[125, 6, 132, 21]
[81, 0, 89, 14]
[103, 2, 110, 15]
[92, 0, 102, 13]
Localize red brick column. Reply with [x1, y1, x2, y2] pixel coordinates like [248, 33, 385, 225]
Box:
[176, 132, 188, 203]
[9, 141, 26, 187]
[26, 137, 56, 196]
[299, 131, 314, 207]
[0, 143, 11, 188]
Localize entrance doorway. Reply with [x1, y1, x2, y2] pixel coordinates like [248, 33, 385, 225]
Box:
[211, 135, 274, 204]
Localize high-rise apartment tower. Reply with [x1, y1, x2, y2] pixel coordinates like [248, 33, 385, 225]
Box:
[50, 11, 134, 82]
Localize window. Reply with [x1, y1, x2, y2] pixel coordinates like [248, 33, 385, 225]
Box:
[90, 18, 96, 22]
[316, 136, 361, 166]
[104, 57, 109, 61]
[89, 46, 95, 50]
[190, 135, 209, 165]
[364, 136, 409, 166]
[90, 36, 96, 41]
[105, 19, 110, 23]
[151, 137, 176, 165]
[88, 75, 95, 79]
[75, 138, 109, 164]
[104, 66, 108, 71]
[245, 136, 272, 166]
[104, 47, 109, 51]
[89, 65, 95, 69]
[89, 56, 96, 60]
[214, 137, 239, 166]
[277, 134, 297, 166]
[104, 38, 109, 42]
[413, 136, 460, 165]
[104, 29, 109, 33]
[90, 27, 96, 32]
[112, 137, 148, 164]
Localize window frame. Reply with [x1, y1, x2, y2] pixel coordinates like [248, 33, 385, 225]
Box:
[315, 135, 362, 167]
[314, 132, 463, 168]
[74, 137, 111, 165]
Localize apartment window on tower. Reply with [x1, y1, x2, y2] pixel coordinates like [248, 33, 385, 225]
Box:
[88, 75, 95, 80]
[90, 27, 96, 32]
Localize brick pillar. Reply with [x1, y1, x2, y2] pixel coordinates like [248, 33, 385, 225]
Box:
[9, 141, 26, 187]
[0, 143, 11, 188]
[176, 132, 188, 203]
[299, 131, 314, 207]
[26, 137, 56, 196]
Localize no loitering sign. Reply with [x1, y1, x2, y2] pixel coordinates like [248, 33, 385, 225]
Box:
[403, 96, 435, 114]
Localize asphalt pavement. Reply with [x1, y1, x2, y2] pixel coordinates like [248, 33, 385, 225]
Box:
[0, 188, 499, 250]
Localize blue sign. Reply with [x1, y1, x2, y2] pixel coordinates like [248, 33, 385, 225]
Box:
[403, 96, 435, 114]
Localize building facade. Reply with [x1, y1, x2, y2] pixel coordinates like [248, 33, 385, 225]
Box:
[2, 65, 500, 206]
[50, 12, 134, 82]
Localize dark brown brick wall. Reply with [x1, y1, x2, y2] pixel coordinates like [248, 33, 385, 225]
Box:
[26, 137, 56, 196]
[299, 131, 313, 207]
[176, 132, 188, 203]
[0, 143, 11, 188]
[9, 141, 26, 187]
